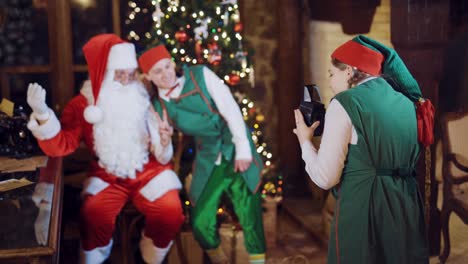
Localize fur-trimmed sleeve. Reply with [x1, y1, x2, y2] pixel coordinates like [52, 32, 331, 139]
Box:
[31, 96, 86, 157]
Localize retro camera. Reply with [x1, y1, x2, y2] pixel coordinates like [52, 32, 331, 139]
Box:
[299, 84, 325, 136]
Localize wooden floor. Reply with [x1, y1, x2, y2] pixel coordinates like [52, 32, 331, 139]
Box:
[282, 184, 468, 264]
[429, 184, 468, 264]
[267, 208, 327, 263]
[58, 183, 466, 263]
[59, 201, 327, 263]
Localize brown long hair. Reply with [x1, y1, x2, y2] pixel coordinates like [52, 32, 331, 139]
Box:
[332, 58, 373, 88]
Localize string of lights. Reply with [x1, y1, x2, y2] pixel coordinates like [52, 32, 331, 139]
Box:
[124, 0, 282, 199]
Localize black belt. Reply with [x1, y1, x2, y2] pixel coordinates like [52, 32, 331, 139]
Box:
[375, 167, 415, 177]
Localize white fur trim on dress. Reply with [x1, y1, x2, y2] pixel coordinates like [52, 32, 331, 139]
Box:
[81, 177, 110, 197]
[107, 43, 138, 70]
[140, 231, 173, 264]
[32, 182, 54, 206]
[80, 239, 113, 264]
[139, 170, 182, 202]
[27, 108, 61, 140]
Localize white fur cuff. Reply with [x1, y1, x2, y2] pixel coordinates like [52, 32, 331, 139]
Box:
[140, 231, 173, 264]
[27, 108, 61, 140]
[80, 239, 113, 264]
[139, 170, 182, 202]
[81, 177, 110, 197]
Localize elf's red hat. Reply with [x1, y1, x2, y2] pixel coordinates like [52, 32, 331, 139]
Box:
[331, 40, 384, 75]
[138, 44, 172, 74]
[82, 34, 138, 124]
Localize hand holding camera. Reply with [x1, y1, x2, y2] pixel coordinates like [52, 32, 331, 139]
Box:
[299, 84, 325, 132]
[294, 84, 325, 144]
[293, 109, 321, 145]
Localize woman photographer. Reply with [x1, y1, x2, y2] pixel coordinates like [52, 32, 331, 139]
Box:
[294, 35, 431, 264]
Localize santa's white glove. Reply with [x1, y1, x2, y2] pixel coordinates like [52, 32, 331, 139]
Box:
[34, 202, 51, 245]
[27, 83, 50, 120]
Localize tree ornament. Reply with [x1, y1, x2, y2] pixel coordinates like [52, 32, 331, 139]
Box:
[194, 18, 210, 41]
[220, 0, 238, 5]
[232, 10, 241, 23]
[175, 29, 189, 43]
[223, 10, 229, 26]
[248, 66, 255, 88]
[208, 42, 222, 66]
[195, 41, 203, 61]
[152, 7, 164, 24]
[226, 73, 240, 85]
[169, 0, 180, 8]
[256, 114, 265, 122]
[234, 22, 243, 32]
[235, 51, 247, 68]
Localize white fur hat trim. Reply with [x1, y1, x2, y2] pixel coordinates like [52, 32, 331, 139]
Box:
[107, 43, 138, 70]
[84, 105, 104, 124]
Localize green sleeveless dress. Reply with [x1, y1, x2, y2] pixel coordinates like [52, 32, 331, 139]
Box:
[328, 77, 428, 264]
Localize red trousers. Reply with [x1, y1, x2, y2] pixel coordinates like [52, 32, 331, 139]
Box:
[80, 179, 184, 251]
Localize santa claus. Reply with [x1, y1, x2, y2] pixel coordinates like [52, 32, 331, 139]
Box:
[26, 34, 184, 264]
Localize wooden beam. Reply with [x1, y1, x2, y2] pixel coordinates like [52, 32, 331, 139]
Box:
[0, 69, 9, 99]
[277, 0, 307, 197]
[48, 0, 74, 112]
[391, 0, 450, 255]
[113, 0, 122, 37]
[0, 65, 51, 74]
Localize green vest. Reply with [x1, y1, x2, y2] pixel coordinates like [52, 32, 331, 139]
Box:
[328, 78, 428, 263]
[152, 65, 263, 203]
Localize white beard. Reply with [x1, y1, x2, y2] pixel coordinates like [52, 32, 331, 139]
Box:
[93, 74, 151, 179]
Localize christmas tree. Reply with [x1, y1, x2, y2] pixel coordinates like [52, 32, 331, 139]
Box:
[124, 0, 282, 200]
[125, 0, 252, 86]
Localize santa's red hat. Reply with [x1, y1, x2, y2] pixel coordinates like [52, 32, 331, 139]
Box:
[138, 44, 172, 74]
[82, 34, 138, 124]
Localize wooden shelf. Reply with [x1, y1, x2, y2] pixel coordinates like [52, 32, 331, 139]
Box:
[0, 65, 52, 74]
[73, 64, 88, 72]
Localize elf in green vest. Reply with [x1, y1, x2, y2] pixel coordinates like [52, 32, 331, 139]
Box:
[138, 45, 266, 264]
[294, 35, 433, 264]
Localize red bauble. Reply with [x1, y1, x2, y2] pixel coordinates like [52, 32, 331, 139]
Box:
[175, 30, 189, 43]
[210, 60, 221, 66]
[195, 41, 203, 61]
[208, 42, 222, 65]
[227, 74, 240, 86]
[234, 22, 243, 32]
[208, 42, 218, 50]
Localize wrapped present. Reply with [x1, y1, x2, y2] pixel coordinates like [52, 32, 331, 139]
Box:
[219, 223, 250, 264]
[263, 195, 282, 248]
[167, 231, 204, 264]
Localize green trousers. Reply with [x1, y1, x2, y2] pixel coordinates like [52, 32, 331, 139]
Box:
[191, 160, 266, 254]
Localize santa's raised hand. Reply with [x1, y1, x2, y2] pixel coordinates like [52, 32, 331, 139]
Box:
[155, 109, 173, 147]
[27, 83, 50, 120]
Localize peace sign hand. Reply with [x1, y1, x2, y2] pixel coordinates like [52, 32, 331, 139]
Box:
[155, 109, 174, 147]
